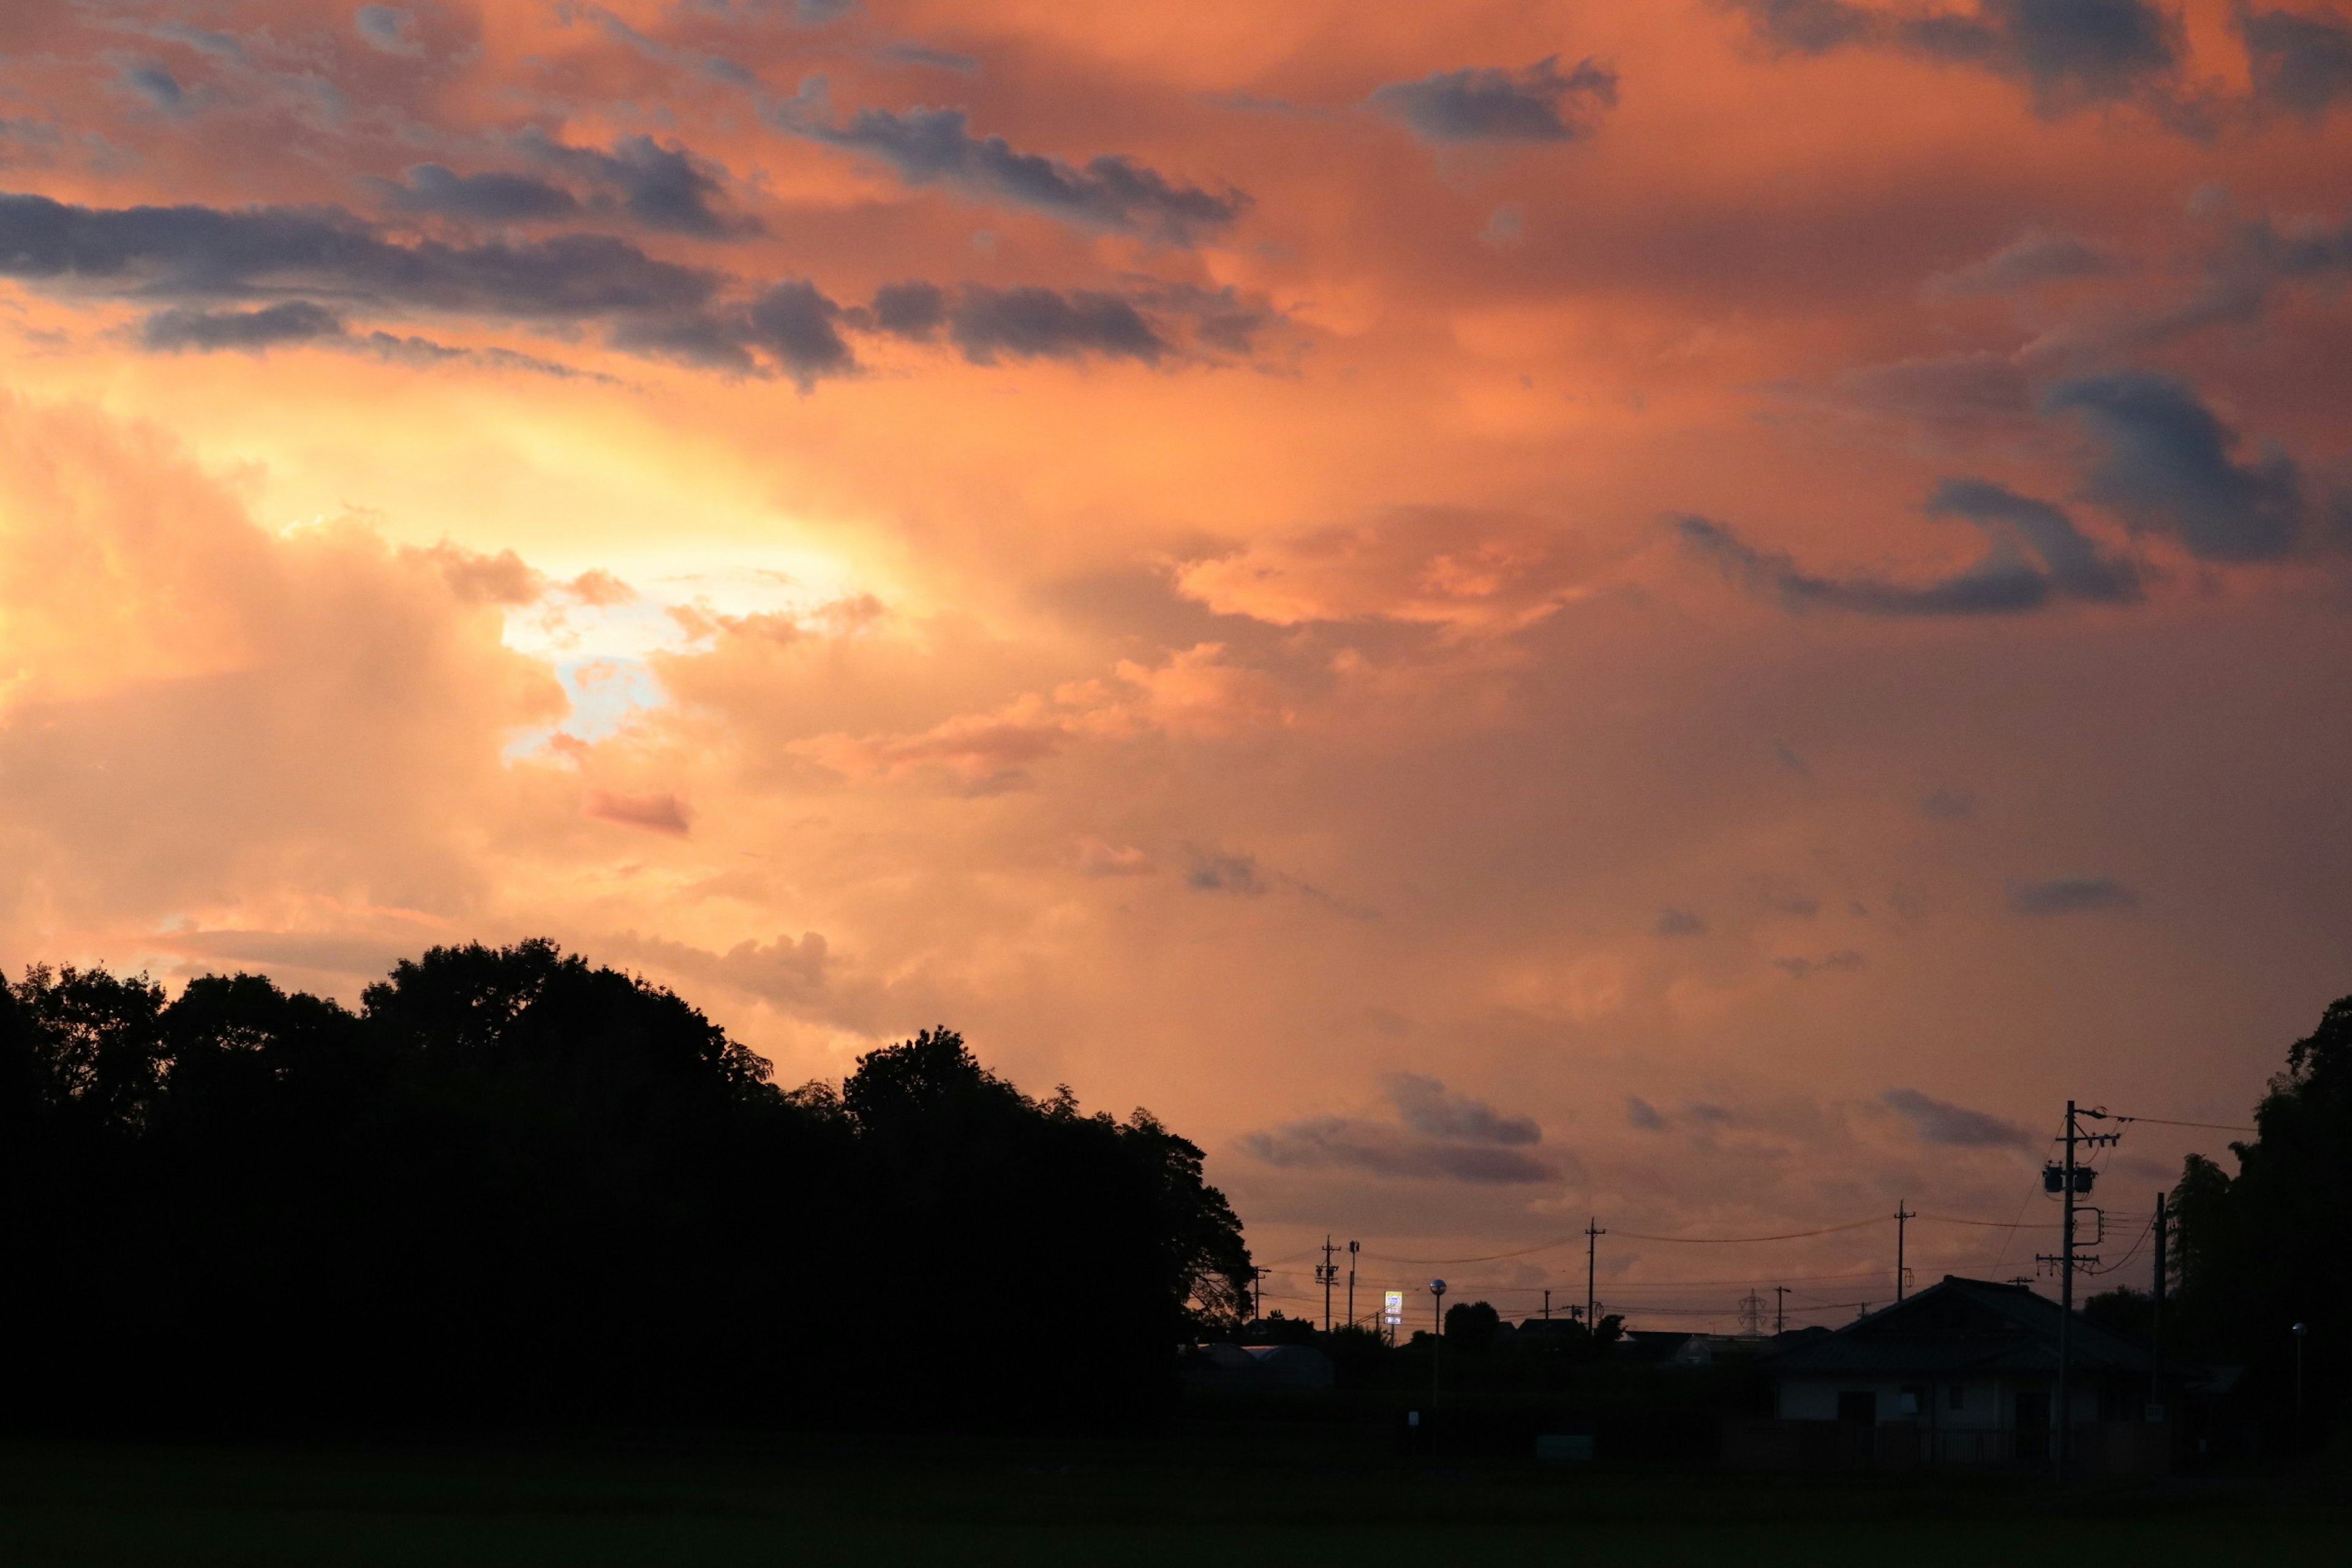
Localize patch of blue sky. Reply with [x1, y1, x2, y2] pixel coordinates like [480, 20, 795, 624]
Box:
[498, 557, 832, 760]
[503, 657, 665, 758]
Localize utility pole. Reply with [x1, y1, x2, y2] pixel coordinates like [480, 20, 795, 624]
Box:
[2058, 1101, 2077, 1484]
[1774, 1285, 1790, 1336]
[1543, 1288, 1551, 1321]
[1430, 1279, 1447, 1407]
[1894, 1200, 1915, 1302]
[1585, 1217, 1605, 1327]
[2034, 1101, 2117, 1483]
[1346, 1240, 1359, 1330]
[2293, 1323, 2309, 1450]
[2151, 1192, 2166, 1422]
[1317, 1235, 1338, 1333]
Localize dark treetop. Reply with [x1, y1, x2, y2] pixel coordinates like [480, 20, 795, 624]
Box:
[0, 940, 1252, 1431]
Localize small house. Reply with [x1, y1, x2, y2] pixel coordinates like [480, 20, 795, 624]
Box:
[1727, 1275, 2190, 1473]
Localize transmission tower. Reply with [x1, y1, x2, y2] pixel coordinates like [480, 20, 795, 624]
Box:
[1736, 1289, 1767, 1338]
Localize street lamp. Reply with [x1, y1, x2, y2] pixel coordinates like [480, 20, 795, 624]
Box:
[1430, 1278, 1447, 1407]
[2293, 1322, 2309, 1447]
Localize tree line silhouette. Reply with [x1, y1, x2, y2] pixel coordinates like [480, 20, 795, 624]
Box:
[0, 940, 1254, 1431]
[2161, 992, 2351, 1454]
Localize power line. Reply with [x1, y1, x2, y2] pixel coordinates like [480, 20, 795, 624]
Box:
[2116, 1114, 2255, 1133]
[2087, 1213, 2157, 1279]
[1608, 1217, 1887, 1245]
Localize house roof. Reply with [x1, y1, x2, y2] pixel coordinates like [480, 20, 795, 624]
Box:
[1761, 1275, 2170, 1379]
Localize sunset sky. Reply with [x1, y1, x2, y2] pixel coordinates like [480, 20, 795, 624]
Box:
[4, 0, 2350, 1329]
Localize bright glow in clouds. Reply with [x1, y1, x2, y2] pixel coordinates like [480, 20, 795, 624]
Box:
[501, 553, 864, 745]
[2, 0, 2350, 1330]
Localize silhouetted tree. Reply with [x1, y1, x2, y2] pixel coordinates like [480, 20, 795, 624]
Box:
[0, 944, 1250, 1433]
[1444, 1299, 1501, 1351]
[2082, 1286, 2154, 1344]
[2168, 993, 2352, 1453]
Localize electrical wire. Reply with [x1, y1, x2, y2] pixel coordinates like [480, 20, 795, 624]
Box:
[1607, 1217, 1888, 1245]
[1443, 1268, 1910, 1292]
[2115, 1114, 2255, 1134]
[1985, 1176, 2041, 1279]
[2086, 1213, 2156, 1279]
[1363, 1234, 1602, 1265]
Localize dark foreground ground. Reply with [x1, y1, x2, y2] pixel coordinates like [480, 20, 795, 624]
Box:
[2, 1420, 2345, 1568]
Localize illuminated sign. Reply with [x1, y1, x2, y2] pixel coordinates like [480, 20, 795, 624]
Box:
[1382, 1289, 1404, 1325]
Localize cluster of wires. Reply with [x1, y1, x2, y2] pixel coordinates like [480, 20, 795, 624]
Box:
[1242, 1101, 2226, 1332]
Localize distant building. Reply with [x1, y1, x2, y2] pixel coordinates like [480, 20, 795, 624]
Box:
[1513, 1317, 1585, 1347]
[1727, 1275, 2194, 1473]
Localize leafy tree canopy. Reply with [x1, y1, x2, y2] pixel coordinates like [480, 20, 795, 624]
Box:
[0, 943, 1251, 1431]
[2168, 993, 2352, 1449]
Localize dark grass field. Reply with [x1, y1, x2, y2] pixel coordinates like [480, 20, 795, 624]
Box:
[3, 1427, 2346, 1567]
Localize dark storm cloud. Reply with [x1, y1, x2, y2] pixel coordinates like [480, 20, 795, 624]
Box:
[118, 19, 246, 61]
[2234, 213, 2352, 283]
[0, 191, 717, 317]
[1928, 229, 2125, 295]
[373, 164, 582, 222]
[864, 279, 946, 339]
[372, 135, 755, 237]
[1627, 1095, 1668, 1131]
[1186, 850, 1265, 894]
[780, 91, 1250, 241]
[1913, 0, 2184, 105]
[2006, 875, 2141, 913]
[2045, 372, 2307, 561]
[518, 130, 759, 238]
[141, 300, 344, 351]
[1122, 281, 1278, 357]
[1923, 478, 2141, 601]
[1682, 475, 2138, 617]
[1682, 516, 2050, 616]
[1239, 1074, 1555, 1186]
[2239, 6, 2352, 117]
[1731, 0, 2196, 123]
[120, 64, 188, 113]
[1368, 55, 1619, 142]
[1732, 0, 1883, 51]
[2075, 213, 2352, 355]
[744, 279, 854, 386]
[1240, 1112, 1562, 1185]
[947, 285, 1166, 364]
[1773, 949, 1866, 978]
[872, 281, 1251, 367]
[878, 42, 981, 74]
[1384, 1072, 1541, 1145]
[606, 309, 759, 372]
[1882, 1087, 2035, 1147]
[0, 193, 1256, 386]
[1656, 907, 1707, 936]
[354, 5, 419, 56]
[571, 5, 759, 88]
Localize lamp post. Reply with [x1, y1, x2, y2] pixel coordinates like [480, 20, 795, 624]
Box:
[2293, 1322, 2309, 1451]
[1430, 1278, 1447, 1407]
